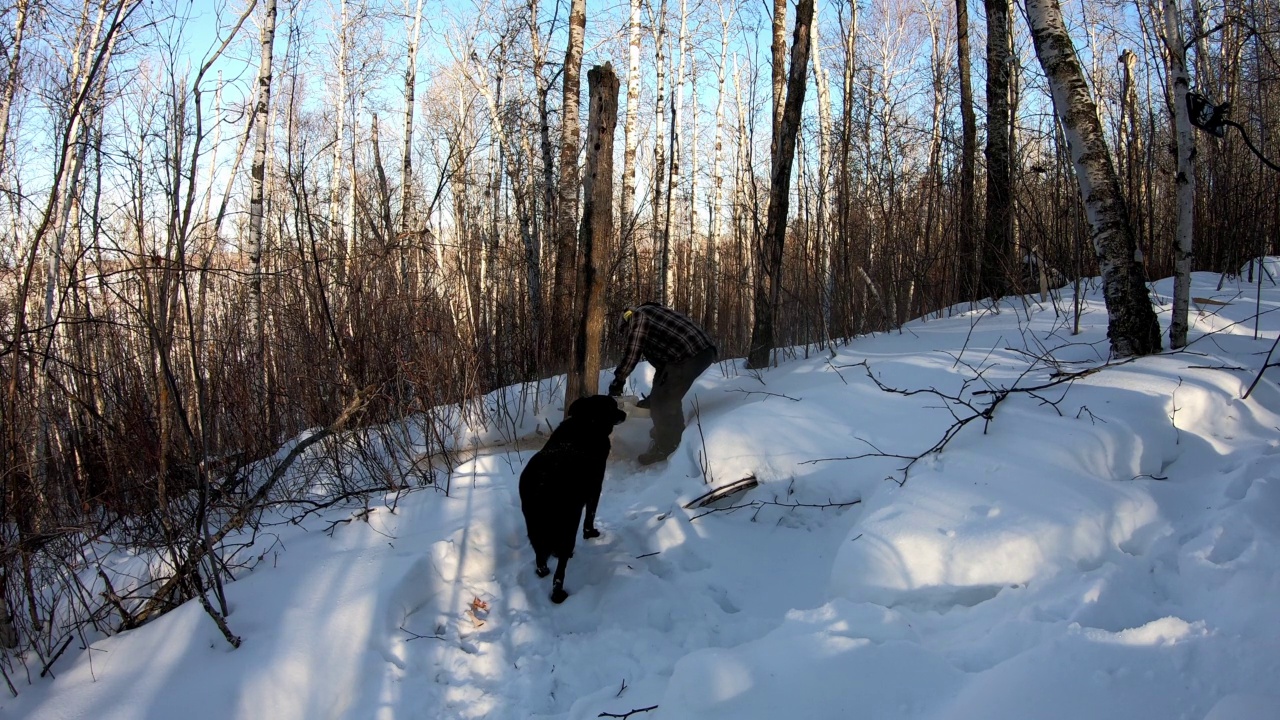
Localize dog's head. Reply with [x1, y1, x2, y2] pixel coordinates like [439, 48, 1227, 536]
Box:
[567, 394, 627, 429]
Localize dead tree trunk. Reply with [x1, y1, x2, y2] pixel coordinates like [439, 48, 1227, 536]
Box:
[566, 64, 618, 405]
[1026, 0, 1161, 357]
[748, 0, 814, 369]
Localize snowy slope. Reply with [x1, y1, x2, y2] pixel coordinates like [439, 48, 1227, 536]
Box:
[6, 269, 1280, 720]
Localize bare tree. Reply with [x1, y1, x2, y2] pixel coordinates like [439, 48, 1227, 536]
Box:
[1161, 0, 1195, 349]
[955, 0, 978, 301]
[983, 0, 1013, 298]
[401, 0, 426, 235]
[749, 0, 814, 368]
[620, 0, 643, 288]
[1025, 0, 1161, 357]
[551, 0, 586, 364]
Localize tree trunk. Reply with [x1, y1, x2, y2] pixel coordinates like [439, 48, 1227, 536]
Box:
[748, 0, 814, 369]
[955, 0, 978, 301]
[400, 0, 425, 235]
[551, 0, 587, 365]
[0, 0, 30, 177]
[983, 0, 1013, 299]
[620, 0, 642, 287]
[329, 0, 349, 272]
[810, 1, 834, 348]
[248, 0, 278, 369]
[708, 8, 732, 336]
[1163, 0, 1195, 349]
[566, 64, 618, 405]
[1026, 0, 1161, 357]
[770, 0, 788, 156]
[652, 0, 668, 298]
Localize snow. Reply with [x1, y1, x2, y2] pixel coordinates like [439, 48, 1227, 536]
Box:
[7, 269, 1280, 719]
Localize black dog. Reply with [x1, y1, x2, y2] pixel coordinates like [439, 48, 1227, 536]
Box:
[519, 395, 627, 603]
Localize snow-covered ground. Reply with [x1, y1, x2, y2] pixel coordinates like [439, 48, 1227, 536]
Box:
[7, 268, 1280, 719]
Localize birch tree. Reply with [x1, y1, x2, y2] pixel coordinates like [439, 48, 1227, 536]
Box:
[248, 0, 278, 371]
[401, 0, 426, 235]
[620, 0, 642, 284]
[1025, 0, 1161, 357]
[1161, 0, 1195, 349]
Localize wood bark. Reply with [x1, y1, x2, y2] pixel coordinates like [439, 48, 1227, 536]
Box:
[955, 0, 978, 301]
[566, 64, 618, 405]
[748, 0, 814, 369]
[1026, 0, 1161, 357]
[652, 0, 668, 299]
[983, 0, 1013, 299]
[620, 0, 642, 288]
[248, 0, 277, 366]
[770, 0, 788, 155]
[551, 0, 586, 363]
[400, 0, 425, 235]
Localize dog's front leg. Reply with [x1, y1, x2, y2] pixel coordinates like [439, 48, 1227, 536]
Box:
[582, 494, 601, 539]
[550, 555, 570, 604]
[534, 549, 551, 578]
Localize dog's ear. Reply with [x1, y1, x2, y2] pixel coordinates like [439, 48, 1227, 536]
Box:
[566, 397, 588, 419]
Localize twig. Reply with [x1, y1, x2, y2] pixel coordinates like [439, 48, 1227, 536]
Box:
[400, 626, 445, 642]
[1242, 332, 1280, 400]
[599, 705, 659, 718]
[726, 388, 801, 402]
[690, 497, 860, 522]
[39, 635, 74, 678]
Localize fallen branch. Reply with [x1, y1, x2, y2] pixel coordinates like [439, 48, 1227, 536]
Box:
[726, 388, 801, 402]
[599, 705, 659, 719]
[1243, 332, 1280, 400]
[689, 496, 860, 522]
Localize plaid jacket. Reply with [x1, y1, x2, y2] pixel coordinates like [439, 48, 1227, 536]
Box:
[613, 304, 715, 382]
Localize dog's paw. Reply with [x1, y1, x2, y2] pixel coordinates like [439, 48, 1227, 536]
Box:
[535, 565, 550, 578]
[550, 586, 569, 604]
[582, 527, 601, 540]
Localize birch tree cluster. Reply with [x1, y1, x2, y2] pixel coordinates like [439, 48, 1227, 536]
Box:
[0, 0, 1276, 670]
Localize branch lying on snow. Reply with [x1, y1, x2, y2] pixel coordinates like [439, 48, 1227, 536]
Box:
[689, 496, 860, 522]
[804, 357, 1140, 484]
[599, 705, 659, 718]
[725, 387, 801, 402]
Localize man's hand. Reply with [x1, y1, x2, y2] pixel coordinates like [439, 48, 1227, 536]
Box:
[607, 378, 625, 397]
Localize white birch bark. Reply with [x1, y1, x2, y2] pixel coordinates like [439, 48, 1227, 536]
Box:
[401, 0, 425, 235]
[620, 0, 642, 274]
[328, 0, 349, 262]
[708, 8, 731, 333]
[1163, 0, 1195, 349]
[248, 0, 278, 360]
[1026, 0, 1162, 357]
